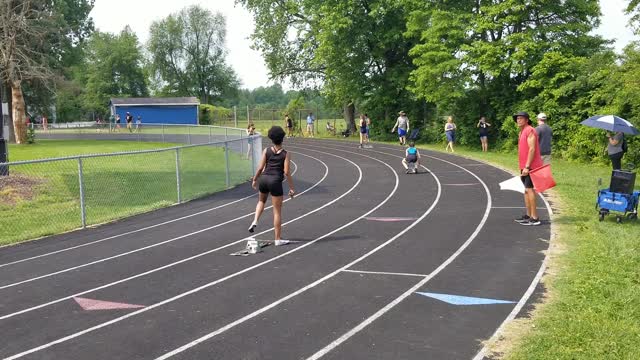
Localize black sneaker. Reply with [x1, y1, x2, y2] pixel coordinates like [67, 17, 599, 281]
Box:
[522, 218, 541, 226]
[514, 215, 530, 223]
[248, 222, 257, 233]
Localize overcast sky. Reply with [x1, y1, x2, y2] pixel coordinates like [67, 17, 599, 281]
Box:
[90, 0, 637, 90]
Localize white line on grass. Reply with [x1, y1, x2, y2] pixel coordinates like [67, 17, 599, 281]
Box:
[3, 147, 382, 359]
[0, 160, 299, 268]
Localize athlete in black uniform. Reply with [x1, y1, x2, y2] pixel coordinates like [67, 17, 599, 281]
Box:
[248, 126, 296, 245]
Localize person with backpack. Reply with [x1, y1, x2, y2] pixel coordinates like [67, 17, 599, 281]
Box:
[607, 131, 625, 170]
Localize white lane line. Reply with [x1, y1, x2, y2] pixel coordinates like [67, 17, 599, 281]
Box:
[3, 148, 380, 359]
[0, 154, 320, 291]
[472, 193, 554, 360]
[443, 183, 480, 186]
[341, 269, 429, 278]
[305, 149, 492, 360]
[0, 150, 349, 321]
[0, 160, 299, 269]
[154, 148, 437, 360]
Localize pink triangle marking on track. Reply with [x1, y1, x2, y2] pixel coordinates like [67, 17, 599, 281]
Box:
[74, 297, 145, 311]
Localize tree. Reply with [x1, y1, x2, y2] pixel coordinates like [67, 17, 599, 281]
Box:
[627, 0, 640, 34]
[405, 0, 606, 145]
[239, 0, 423, 131]
[83, 28, 149, 116]
[147, 5, 239, 104]
[0, 0, 93, 143]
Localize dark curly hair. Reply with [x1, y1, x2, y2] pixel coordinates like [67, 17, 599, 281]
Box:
[268, 126, 286, 145]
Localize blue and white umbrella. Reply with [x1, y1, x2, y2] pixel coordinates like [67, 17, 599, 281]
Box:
[581, 115, 639, 135]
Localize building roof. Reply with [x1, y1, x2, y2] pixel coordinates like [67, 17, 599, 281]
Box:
[110, 97, 200, 106]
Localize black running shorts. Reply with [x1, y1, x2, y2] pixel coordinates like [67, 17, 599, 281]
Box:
[521, 174, 534, 189]
[258, 175, 284, 196]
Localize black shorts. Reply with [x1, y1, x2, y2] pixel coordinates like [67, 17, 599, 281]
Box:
[521, 174, 534, 189]
[406, 154, 418, 163]
[258, 175, 284, 196]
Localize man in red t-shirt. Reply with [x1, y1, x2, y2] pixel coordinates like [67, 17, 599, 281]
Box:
[514, 112, 543, 226]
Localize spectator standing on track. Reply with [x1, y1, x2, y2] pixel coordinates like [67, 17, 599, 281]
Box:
[477, 116, 491, 152]
[358, 114, 367, 148]
[535, 113, 552, 165]
[445, 116, 457, 153]
[248, 126, 296, 245]
[365, 113, 371, 144]
[285, 113, 294, 138]
[514, 111, 543, 226]
[392, 111, 410, 146]
[402, 141, 421, 173]
[306, 112, 315, 138]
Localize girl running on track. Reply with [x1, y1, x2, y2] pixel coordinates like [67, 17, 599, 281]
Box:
[402, 141, 421, 173]
[248, 126, 296, 245]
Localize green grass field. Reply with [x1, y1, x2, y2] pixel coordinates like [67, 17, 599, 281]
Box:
[1, 140, 251, 245]
[405, 142, 640, 360]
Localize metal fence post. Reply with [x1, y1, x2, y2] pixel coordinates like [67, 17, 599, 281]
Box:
[234, 106, 237, 127]
[78, 157, 87, 228]
[225, 127, 228, 141]
[175, 148, 182, 203]
[162, 124, 165, 143]
[188, 126, 191, 144]
[224, 142, 230, 188]
[209, 127, 212, 143]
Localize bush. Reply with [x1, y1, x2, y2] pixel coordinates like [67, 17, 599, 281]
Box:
[200, 104, 232, 125]
[26, 126, 36, 144]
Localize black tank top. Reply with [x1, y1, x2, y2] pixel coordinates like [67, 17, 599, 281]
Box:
[263, 147, 287, 180]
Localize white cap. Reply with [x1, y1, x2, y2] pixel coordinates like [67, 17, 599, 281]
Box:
[537, 113, 547, 120]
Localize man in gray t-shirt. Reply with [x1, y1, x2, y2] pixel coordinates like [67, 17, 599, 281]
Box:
[535, 113, 552, 165]
[607, 131, 624, 170]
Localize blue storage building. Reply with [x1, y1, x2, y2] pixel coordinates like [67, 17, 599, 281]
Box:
[109, 97, 200, 125]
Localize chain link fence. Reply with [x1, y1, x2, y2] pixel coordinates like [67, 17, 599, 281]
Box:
[0, 126, 261, 245]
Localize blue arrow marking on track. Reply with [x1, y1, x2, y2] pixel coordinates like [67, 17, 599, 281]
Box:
[416, 292, 515, 305]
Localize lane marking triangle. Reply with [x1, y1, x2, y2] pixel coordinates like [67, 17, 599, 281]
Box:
[74, 297, 145, 311]
[415, 292, 515, 305]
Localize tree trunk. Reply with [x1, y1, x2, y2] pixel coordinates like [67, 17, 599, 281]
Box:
[344, 101, 356, 132]
[11, 81, 27, 144]
[2, 83, 16, 143]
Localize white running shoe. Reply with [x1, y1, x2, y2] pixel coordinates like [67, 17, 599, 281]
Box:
[248, 222, 257, 233]
[274, 239, 290, 246]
